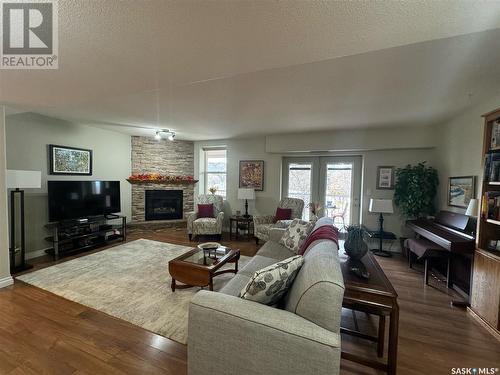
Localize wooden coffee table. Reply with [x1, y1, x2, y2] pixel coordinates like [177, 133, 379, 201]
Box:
[168, 247, 240, 292]
[339, 247, 399, 375]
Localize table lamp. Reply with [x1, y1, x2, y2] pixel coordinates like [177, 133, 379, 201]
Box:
[369, 198, 394, 257]
[238, 188, 255, 218]
[7, 170, 41, 272]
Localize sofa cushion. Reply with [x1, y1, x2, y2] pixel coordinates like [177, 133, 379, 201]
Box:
[239, 255, 282, 277]
[284, 240, 344, 333]
[198, 203, 214, 218]
[256, 240, 294, 261]
[279, 219, 314, 253]
[240, 255, 304, 306]
[219, 274, 252, 297]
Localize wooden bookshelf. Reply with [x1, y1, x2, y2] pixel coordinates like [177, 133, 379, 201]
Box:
[470, 107, 500, 338]
[486, 218, 500, 226]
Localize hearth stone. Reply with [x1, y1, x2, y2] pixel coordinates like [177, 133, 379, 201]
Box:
[131, 183, 194, 222]
[131, 136, 195, 223]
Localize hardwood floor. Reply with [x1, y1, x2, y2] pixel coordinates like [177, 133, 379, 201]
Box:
[1, 227, 499, 374]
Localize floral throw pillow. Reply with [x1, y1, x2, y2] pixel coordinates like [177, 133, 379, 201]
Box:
[279, 219, 314, 253]
[240, 255, 304, 305]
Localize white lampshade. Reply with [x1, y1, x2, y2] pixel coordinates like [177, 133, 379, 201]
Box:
[6, 170, 41, 189]
[369, 198, 394, 214]
[465, 198, 479, 217]
[238, 188, 255, 200]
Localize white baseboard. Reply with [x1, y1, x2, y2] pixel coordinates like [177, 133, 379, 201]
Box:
[0, 276, 14, 288]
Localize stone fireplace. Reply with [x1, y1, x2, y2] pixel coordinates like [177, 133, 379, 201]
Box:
[145, 190, 183, 221]
[130, 136, 195, 223]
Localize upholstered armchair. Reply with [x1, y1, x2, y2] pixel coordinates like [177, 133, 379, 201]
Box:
[253, 197, 304, 244]
[187, 195, 224, 241]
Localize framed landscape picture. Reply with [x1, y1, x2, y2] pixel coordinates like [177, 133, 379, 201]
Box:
[49, 145, 93, 175]
[239, 160, 264, 191]
[448, 176, 475, 208]
[376, 166, 395, 190]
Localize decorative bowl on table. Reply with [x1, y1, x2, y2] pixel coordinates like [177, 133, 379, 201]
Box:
[198, 242, 222, 260]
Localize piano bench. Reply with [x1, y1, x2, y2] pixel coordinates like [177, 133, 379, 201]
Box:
[404, 238, 451, 287]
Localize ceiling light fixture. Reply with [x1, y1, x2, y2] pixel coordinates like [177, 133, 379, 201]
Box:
[154, 129, 176, 141]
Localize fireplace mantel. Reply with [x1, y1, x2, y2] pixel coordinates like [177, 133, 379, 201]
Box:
[127, 179, 198, 185]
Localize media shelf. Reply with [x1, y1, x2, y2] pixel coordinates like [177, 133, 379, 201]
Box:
[45, 215, 127, 260]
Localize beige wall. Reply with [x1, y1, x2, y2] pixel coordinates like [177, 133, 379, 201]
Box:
[435, 94, 500, 213]
[266, 125, 437, 153]
[5, 113, 132, 257]
[194, 137, 283, 219]
[0, 106, 13, 287]
[360, 148, 436, 242]
[195, 132, 437, 250]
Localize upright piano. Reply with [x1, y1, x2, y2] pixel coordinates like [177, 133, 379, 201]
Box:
[406, 211, 476, 297]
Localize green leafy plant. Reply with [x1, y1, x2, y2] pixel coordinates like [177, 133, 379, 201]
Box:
[394, 162, 439, 219]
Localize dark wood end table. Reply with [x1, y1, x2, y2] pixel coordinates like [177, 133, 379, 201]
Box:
[229, 215, 254, 240]
[168, 247, 240, 292]
[340, 247, 399, 375]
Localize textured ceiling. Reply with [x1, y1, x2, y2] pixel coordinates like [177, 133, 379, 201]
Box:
[1, 0, 500, 140]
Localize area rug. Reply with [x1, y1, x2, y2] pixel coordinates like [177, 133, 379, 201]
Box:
[17, 239, 250, 344]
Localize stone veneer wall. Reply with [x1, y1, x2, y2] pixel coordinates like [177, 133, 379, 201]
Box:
[131, 136, 195, 222]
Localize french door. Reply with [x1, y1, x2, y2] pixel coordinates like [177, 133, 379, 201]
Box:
[282, 156, 362, 227]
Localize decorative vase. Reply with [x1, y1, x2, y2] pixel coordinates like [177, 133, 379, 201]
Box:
[344, 225, 368, 260]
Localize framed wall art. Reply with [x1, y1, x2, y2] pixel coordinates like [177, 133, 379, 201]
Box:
[376, 166, 395, 190]
[239, 160, 264, 191]
[49, 144, 93, 175]
[448, 176, 475, 208]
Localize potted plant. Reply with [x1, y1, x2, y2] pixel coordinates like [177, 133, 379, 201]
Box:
[394, 162, 439, 254]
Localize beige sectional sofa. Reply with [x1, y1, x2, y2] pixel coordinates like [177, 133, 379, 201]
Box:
[188, 217, 345, 375]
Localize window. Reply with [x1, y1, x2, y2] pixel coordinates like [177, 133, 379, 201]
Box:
[204, 148, 227, 198]
[286, 162, 312, 220]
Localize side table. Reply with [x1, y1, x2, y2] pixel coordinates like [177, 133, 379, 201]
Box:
[229, 215, 254, 241]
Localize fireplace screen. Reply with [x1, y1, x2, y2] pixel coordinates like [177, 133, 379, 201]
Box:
[145, 190, 183, 221]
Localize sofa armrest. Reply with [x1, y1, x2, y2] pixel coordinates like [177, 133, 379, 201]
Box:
[269, 228, 286, 242]
[188, 291, 341, 375]
[253, 214, 275, 226]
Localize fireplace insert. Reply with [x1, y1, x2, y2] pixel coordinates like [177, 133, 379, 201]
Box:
[145, 190, 183, 220]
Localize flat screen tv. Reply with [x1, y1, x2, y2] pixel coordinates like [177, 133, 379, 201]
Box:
[48, 180, 121, 222]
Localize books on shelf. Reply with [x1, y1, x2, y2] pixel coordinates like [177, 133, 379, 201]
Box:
[491, 120, 500, 150]
[483, 191, 500, 220]
[484, 151, 500, 182]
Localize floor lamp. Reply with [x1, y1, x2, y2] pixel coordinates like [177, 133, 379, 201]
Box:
[7, 170, 41, 273]
[369, 198, 394, 257]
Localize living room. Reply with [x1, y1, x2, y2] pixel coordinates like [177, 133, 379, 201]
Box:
[1, 2, 500, 375]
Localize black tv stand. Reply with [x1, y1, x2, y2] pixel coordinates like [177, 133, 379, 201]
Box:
[45, 215, 126, 260]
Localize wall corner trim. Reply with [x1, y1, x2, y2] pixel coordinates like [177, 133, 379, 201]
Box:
[0, 276, 14, 288]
